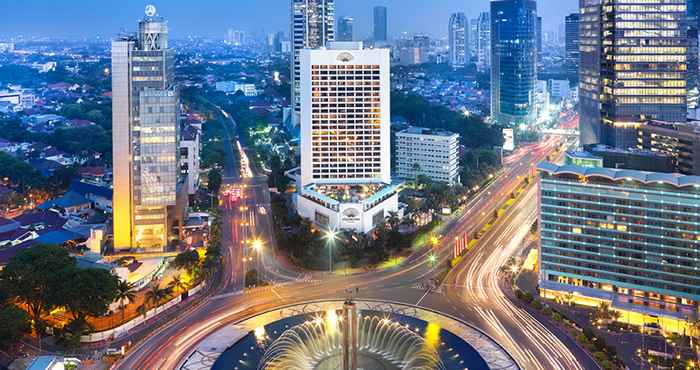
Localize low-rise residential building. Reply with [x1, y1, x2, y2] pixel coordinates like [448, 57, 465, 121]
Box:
[396, 127, 460, 186]
[215, 81, 258, 96]
[538, 161, 700, 332]
[180, 125, 201, 195]
[637, 120, 700, 176]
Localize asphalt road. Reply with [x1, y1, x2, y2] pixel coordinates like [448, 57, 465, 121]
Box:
[114, 114, 597, 369]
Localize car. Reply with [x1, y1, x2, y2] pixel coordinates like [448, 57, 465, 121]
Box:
[11, 231, 38, 246]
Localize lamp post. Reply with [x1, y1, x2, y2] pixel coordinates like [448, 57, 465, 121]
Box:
[324, 229, 337, 273]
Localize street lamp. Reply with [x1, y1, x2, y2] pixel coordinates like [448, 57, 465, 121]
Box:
[324, 229, 337, 273]
[428, 253, 437, 267]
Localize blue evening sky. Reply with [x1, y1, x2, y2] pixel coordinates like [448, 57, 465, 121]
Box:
[3, 0, 577, 39]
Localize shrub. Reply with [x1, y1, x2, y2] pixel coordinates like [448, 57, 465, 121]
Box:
[593, 351, 607, 362]
[600, 360, 615, 370]
[531, 300, 543, 310]
[542, 306, 553, 317]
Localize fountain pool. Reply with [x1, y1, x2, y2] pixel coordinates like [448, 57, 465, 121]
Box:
[212, 309, 489, 370]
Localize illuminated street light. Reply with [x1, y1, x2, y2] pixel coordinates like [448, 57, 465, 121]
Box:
[324, 229, 338, 273]
[428, 253, 437, 266]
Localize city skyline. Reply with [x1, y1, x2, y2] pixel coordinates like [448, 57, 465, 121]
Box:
[2, 0, 577, 39]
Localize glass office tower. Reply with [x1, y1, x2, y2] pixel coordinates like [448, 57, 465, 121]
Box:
[579, 0, 688, 149]
[291, 0, 335, 127]
[565, 12, 580, 81]
[112, 6, 183, 251]
[490, 0, 538, 126]
[448, 12, 468, 68]
[373, 6, 388, 43]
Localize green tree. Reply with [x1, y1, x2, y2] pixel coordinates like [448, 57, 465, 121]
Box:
[245, 269, 259, 287]
[115, 280, 137, 322]
[172, 250, 201, 277]
[207, 168, 223, 195]
[0, 305, 31, 350]
[167, 274, 189, 295]
[62, 268, 119, 323]
[0, 245, 74, 332]
[145, 286, 171, 309]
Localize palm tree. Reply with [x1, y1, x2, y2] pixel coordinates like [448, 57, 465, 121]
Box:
[115, 280, 137, 322]
[167, 274, 189, 295]
[145, 286, 171, 310]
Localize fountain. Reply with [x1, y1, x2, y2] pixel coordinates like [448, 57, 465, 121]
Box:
[259, 301, 444, 370]
[203, 300, 514, 370]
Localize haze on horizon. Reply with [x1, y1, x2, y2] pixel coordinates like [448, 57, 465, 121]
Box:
[3, 0, 576, 40]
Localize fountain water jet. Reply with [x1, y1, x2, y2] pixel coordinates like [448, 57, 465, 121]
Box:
[258, 301, 445, 370]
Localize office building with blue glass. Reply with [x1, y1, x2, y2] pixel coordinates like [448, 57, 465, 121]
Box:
[490, 0, 538, 126]
[538, 161, 700, 323]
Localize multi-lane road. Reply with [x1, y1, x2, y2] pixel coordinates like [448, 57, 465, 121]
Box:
[114, 113, 598, 369]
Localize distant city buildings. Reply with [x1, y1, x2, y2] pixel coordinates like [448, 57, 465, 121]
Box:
[294, 42, 400, 232]
[490, 0, 538, 126]
[111, 6, 185, 251]
[564, 13, 579, 81]
[373, 6, 388, 43]
[0, 42, 15, 53]
[215, 81, 259, 96]
[638, 120, 700, 176]
[291, 0, 335, 128]
[226, 29, 247, 46]
[538, 159, 700, 328]
[396, 127, 460, 186]
[337, 16, 354, 41]
[579, 0, 688, 149]
[469, 17, 479, 61]
[476, 12, 491, 73]
[448, 13, 468, 68]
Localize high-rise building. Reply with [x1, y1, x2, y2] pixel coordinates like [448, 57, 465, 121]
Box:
[373, 6, 388, 43]
[294, 42, 400, 232]
[112, 5, 185, 251]
[638, 120, 700, 175]
[490, 0, 538, 126]
[337, 16, 354, 41]
[469, 17, 479, 60]
[538, 160, 700, 329]
[448, 13, 468, 68]
[564, 13, 580, 80]
[536, 16, 542, 68]
[226, 29, 246, 46]
[688, 0, 700, 110]
[291, 0, 335, 128]
[476, 12, 491, 73]
[396, 127, 460, 186]
[579, 0, 688, 149]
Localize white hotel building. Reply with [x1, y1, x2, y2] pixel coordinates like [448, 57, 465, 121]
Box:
[396, 127, 461, 186]
[293, 42, 401, 233]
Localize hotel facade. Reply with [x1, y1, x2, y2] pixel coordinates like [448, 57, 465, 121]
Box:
[538, 161, 700, 326]
[294, 42, 400, 233]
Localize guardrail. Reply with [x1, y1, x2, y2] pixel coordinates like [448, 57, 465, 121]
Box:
[80, 282, 204, 343]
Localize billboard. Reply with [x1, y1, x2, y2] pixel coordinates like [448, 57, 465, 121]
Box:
[503, 128, 515, 151]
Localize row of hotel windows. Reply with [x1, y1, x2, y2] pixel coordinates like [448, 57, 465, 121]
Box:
[543, 224, 699, 247]
[542, 238, 699, 261]
[312, 97, 381, 102]
[312, 65, 380, 69]
[541, 191, 699, 214]
[541, 211, 699, 233]
[312, 105, 381, 110]
[542, 260, 699, 293]
[542, 223, 699, 249]
[313, 115, 381, 120]
[542, 247, 698, 275]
